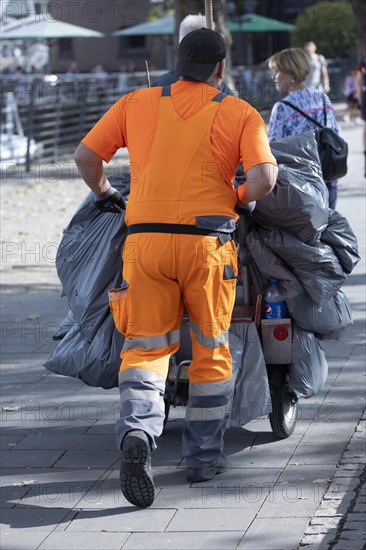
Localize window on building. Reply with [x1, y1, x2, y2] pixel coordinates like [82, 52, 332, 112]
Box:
[58, 38, 73, 59]
[119, 33, 147, 58]
[128, 35, 146, 49]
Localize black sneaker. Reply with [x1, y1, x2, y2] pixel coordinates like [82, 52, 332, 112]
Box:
[186, 455, 228, 483]
[120, 430, 155, 508]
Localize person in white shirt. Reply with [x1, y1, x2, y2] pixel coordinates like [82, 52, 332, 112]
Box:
[303, 41, 330, 93]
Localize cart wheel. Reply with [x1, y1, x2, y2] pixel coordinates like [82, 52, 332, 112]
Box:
[267, 364, 298, 439]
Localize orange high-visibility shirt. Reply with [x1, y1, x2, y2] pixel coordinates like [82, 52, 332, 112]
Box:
[82, 80, 276, 186]
[83, 81, 276, 226]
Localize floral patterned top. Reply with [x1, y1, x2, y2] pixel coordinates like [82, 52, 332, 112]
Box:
[268, 88, 341, 186]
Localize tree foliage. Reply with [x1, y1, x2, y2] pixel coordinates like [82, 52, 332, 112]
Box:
[349, 0, 366, 58]
[147, 2, 174, 22]
[292, 1, 356, 59]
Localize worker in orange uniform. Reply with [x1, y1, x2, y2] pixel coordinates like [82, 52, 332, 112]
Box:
[75, 29, 278, 508]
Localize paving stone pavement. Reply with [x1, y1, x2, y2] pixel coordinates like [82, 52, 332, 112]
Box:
[0, 122, 365, 549]
[299, 412, 366, 549]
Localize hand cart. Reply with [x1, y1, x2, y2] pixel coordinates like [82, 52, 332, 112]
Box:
[163, 215, 298, 439]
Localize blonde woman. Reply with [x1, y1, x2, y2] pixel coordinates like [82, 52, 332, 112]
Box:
[267, 48, 340, 209]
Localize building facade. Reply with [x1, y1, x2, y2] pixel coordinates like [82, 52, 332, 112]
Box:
[2, 0, 317, 74]
[48, 0, 159, 73]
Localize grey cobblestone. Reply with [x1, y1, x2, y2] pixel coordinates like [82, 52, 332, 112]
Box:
[345, 512, 366, 522]
[333, 541, 365, 549]
[342, 521, 366, 531]
[343, 444, 365, 453]
[310, 517, 342, 529]
[337, 530, 366, 540]
[334, 466, 364, 477]
[300, 533, 337, 546]
[323, 492, 355, 501]
[339, 457, 365, 464]
[315, 500, 351, 516]
[352, 501, 366, 514]
[304, 524, 339, 535]
[340, 449, 365, 458]
[299, 410, 365, 550]
[328, 479, 360, 492]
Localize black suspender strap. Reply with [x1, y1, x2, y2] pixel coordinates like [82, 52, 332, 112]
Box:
[211, 91, 227, 103]
[162, 86, 226, 103]
[322, 95, 327, 126]
[161, 85, 171, 97]
[281, 100, 324, 129]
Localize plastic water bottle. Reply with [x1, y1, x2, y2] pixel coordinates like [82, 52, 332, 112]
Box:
[263, 278, 287, 319]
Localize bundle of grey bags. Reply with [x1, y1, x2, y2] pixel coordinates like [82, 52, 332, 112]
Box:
[246, 131, 359, 398]
[45, 173, 129, 389]
[45, 131, 359, 411]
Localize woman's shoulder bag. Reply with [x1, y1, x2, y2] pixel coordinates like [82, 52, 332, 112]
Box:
[281, 98, 348, 180]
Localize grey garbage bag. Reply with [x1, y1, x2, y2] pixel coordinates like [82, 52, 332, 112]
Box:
[45, 314, 123, 389]
[246, 228, 305, 301]
[258, 226, 346, 306]
[56, 176, 128, 341]
[254, 131, 329, 245]
[174, 320, 271, 426]
[45, 174, 130, 386]
[230, 323, 272, 426]
[321, 210, 360, 274]
[287, 290, 353, 338]
[270, 130, 323, 172]
[290, 324, 328, 398]
[52, 310, 76, 341]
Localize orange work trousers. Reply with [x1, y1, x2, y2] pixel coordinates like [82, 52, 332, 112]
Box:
[112, 231, 237, 465]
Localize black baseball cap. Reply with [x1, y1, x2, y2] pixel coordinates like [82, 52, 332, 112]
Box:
[175, 28, 226, 82]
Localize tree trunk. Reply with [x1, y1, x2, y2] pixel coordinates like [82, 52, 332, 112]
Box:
[174, 0, 235, 91]
[350, 0, 366, 59]
[215, 0, 235, 92]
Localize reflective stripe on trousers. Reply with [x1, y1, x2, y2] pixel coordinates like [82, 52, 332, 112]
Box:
[183, 377, 233, 468]
[116, 368, 167, 451]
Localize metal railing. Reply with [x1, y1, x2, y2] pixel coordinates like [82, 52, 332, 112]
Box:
[0, 59, 351, 171]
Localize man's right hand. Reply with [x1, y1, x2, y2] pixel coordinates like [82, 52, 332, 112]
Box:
[94, 186, 126, 213]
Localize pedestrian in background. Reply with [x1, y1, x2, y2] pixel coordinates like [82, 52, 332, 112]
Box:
[356, 55, 366, 177]
[75, 29, 277, 508]
[343, 68, 361, 123]
[92, 63, 108, 91]
[304, 41, 330, 93]
[267, 47, 340, 209]
[66, 62, 80, 76]
[13, 66, 29, 102]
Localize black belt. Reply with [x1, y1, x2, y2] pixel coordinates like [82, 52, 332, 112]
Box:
[127, 223, 233, 241]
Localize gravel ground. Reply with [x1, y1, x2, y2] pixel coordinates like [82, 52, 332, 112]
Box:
[0, 154, 129, 290]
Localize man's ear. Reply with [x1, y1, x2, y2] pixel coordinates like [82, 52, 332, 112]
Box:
[217, 59, 226, 79]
